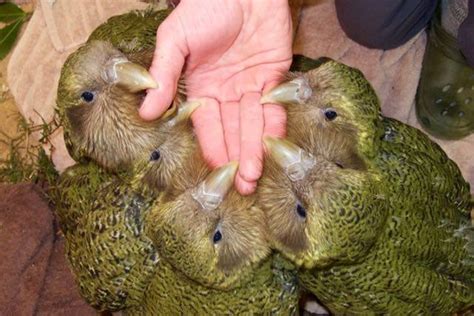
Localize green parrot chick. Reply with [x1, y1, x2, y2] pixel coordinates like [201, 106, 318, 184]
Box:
[262, 56, 383, 162]
[258, 137, 386, 269]
[259, 57, 474, 314]
[57, 39, 183, 170]
[57, 38, 202, 195]
[146, 162, 272, 289]
[140, 162, 299, 314]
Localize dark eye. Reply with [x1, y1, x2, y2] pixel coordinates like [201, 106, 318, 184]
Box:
[213, 230, 222, 244]
[296, 203, 307, 219]
[324, 109, 337, 121]
[150, 150, 161, 161]
[81, 91, 95, 103]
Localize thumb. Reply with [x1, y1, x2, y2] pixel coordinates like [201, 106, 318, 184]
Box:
[139, 15, 188, 120]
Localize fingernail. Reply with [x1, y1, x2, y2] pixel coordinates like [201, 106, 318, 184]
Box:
[239, 158, 262, 182]
[235, 175, 257, 195]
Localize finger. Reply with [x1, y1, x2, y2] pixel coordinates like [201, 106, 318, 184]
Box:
[239, 92, 264, 183]
[221, 101, 240, 161]
[139, 15, 188, 120]
[192, 98, 229, 168]
[263, 103, 287, 138]
[262, 79, 287, 139]
[235, 174, 257, 196]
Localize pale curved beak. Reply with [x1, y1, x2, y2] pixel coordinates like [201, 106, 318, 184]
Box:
[192, 161, 239, 211]
[263, 136, 316, 182]
[260, 77, 312, 105]
[104, 58, 158, 92]
[167, 100, 201, 125]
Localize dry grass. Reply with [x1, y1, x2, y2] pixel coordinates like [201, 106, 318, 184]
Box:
[0, 39, 58, 185]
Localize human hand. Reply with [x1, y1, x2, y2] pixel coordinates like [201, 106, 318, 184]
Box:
[140, 0, 293, 194]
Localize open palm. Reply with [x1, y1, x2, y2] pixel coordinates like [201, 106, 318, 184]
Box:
[140, 0, 293, 194]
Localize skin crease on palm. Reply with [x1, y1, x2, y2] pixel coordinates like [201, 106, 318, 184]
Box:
[139, 0, 293, 195]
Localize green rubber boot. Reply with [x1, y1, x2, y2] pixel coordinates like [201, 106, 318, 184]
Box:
[416, 10, 474, 140]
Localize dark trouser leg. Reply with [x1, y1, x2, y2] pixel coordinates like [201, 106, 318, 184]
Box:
[335, 0, 438, 50]
[458, 0, 474, 66]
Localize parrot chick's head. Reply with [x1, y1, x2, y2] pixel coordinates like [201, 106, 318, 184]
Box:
[146, 162, 271, 289]
[258, 137, 386, 269]
[129, 100, 202, 193]
[57, 40, 179, 170]
[261, 58, 383, 158]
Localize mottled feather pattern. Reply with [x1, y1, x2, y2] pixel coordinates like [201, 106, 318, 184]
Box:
[257, 56, 474, 314]
[88, 9, 171, 54]
[50, 162, 114, 233]
[52, 163, 160, 311]
[129, 259, 298, 315]
[54, 8, 299, 314]
[53, 10, 473, 315]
